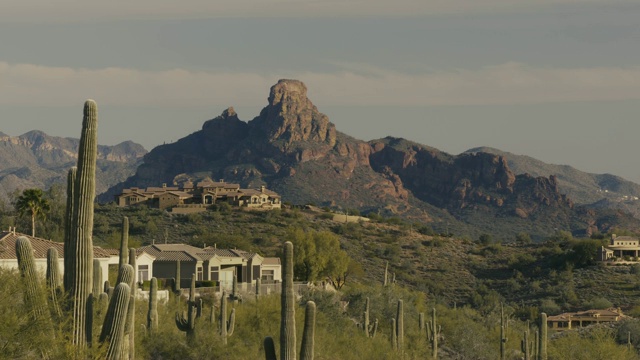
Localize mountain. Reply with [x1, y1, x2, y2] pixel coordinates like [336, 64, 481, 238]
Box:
[104, 79, 640, 240]
[465, 147, 640, 218]
[0, 130, 146, 203]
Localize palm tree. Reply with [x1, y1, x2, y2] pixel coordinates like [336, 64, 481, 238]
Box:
[15, 188, 50, 237]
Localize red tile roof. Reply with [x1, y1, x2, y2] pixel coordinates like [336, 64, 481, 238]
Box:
[0, 231, 111, 259]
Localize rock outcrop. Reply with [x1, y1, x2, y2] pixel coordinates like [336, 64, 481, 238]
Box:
[104, 79, 640, 238]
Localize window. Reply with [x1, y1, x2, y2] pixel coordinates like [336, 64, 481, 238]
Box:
[138, 265, 149, 282]
[197, 266, 203, 281]
[210, 266, 219, 281]
[262, 269, 275, 282]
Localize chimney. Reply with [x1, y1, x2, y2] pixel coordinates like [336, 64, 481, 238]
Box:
[162, 183, 167, 188]
[219, 179, 224, 183]
[260, 185, 265, 193]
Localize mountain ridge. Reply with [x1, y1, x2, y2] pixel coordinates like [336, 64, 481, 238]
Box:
[0, 130, 147, 203]
[103, 79, 640, 240]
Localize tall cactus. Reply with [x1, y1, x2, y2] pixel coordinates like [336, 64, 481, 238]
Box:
[67, 99, 98, 347]
[173, 260, 181, 294]
[256, 277, 262, 298]
[281, 241, 296, 360]
[383, 261, 389, 286]
[46, 247, 62, 317]
[300, 301, 316, 360]
[500, 303, 508, 360]
[16, 236, 49, 321]
[427, 308, 441, 359]
[391, 318, 397, 350]
[396, 300, 404, 353]
[100, 283, 131, 360]
[125, 248, 137, 359]
[361, 298, 377, 338]
[118, 217, 129, 269]
[93, 259, 103, 299]
[175, 275, 198, 343]
[521, 330, 532, 360]
[419, 312, 425, 332]
[220, 290, 236, 345]
[263, 241, 315, 360]
[63, 166, 77, 291]
[538, 313, 547, 360]
[147, 277, 158, 333]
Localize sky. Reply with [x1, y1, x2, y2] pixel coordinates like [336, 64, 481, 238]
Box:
[2, 1, 640, 183]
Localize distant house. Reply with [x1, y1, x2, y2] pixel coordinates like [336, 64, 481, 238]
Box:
[0, 228, 113, 279]
[598, 234, 640, 261]
[138, 243, 281, 291]
[547, 308, 626, 331]
[115, 179, 281, 212]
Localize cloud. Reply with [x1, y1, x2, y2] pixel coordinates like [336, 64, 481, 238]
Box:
[1, 61, 640, 108]
[1, 0, 636, 22]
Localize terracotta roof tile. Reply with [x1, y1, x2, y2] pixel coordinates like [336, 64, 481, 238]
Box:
[0, 231, 111, 259]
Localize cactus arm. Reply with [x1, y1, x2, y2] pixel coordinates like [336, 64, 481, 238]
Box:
[101, 283, 131, 360]
[46, 247, 62, 318]
[63, 166, 76, 292]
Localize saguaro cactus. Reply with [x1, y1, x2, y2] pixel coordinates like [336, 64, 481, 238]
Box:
[93, 259, 103, 299]
[521, 330, 532, 360]
[391, 318, 397, 350]
[176, 275, 198, 342]
[63, 166, 76, 291]
[220, 290, 236, 344]
[264, 242, 316, 360]
[118, 217, 129, 269]
[16, 237, 49, 321]
[500, 303, 508, 360]
[125, 248, 137, 359]
[173, 260, 181, 294]
[100, 283, 131, 360]
[538, 313, 547, 360]
[383, 261, 389, 286]
[281, 241, 296, 360]
[67, 99, 98, 347]
[427, 308, 441, 359]
[46, 247, 62, 317]
[147, 277, 158, 333]
[300, 301, 316, 360]
[256, 277, 262, 298]
[362, 297, 377, 338]
[396, 300, 404, 353]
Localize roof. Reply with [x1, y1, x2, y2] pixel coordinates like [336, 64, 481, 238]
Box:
[137, 243, 268, 263]
[0, 231, 111, 259]
[165, 191, 192, 198]
[197, 181, 240, 189]
[263, 257, 281, 265]
[237, 188, 280, 198]
[146, 186, 179, 193]
[547, 308, 625, 322]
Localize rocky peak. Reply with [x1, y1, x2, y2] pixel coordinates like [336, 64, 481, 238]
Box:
[250, 79, 336, 152]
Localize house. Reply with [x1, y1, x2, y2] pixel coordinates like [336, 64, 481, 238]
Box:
[231, 186, 282, 209]
[0, 227, 113, 280]
[547, 308, 626, 331]
[598, 234, 640, 261]
[115, 179, 282, 212]
[138, 243, 282, 291]
[102, 248, 157, 284]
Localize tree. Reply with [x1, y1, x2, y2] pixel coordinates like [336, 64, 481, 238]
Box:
[286, 228, 351, 284]
[15, 189, 50, 237]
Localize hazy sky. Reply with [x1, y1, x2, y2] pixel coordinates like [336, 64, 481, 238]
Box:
[2, 1, 640, 183]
